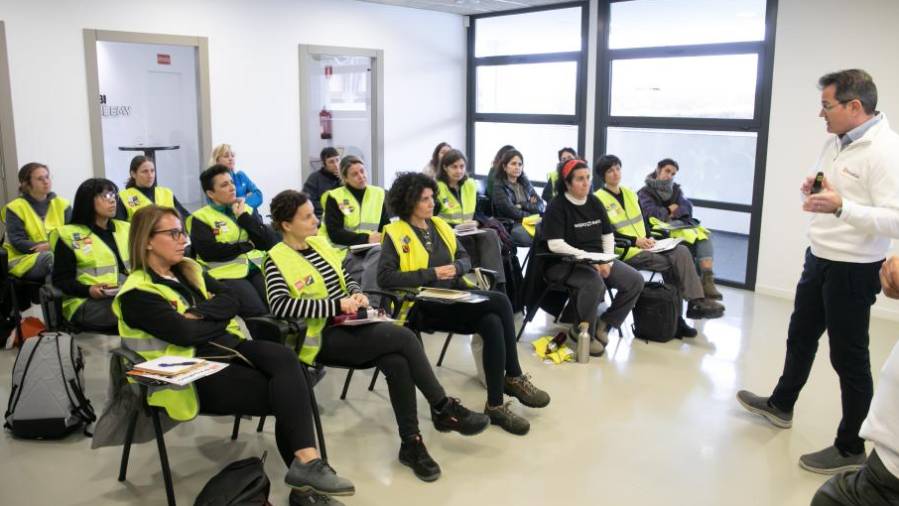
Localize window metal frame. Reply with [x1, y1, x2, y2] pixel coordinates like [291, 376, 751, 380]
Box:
[466, 1, 589, 183]
[593, 0, 779, 290]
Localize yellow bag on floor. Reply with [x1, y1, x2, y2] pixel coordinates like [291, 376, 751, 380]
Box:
[532, 335, 574, 364]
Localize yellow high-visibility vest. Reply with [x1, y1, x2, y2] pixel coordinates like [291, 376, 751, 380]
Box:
[436, 180, 476, 225]
[318, 185, 385, 243]
[595, 187, 646, 261]
[1, 196, 69, 277]
[119, 186, 176, 220]
[186, 205, 265, 279]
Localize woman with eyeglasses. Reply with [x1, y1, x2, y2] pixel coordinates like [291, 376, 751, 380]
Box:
[379, 172, 550, 436]
[1, 162, 71, 281]
[118, 155, 190, 221]
[51, 179, 129, 332]
[265, 190, 488, 483]
[114, 205, 355, 503]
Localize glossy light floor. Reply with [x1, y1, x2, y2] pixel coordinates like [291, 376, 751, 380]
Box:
[2, 287, 897, 505]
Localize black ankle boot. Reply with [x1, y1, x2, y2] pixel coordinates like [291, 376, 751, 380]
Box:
[399, 435, 441, 482]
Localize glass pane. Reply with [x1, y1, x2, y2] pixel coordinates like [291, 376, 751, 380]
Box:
[477, 62, 577, 115]
[474, 122, 578, 182]
[693, 207, 750, 284]
[475, 7, 582, 57]
[606, 127, 756, 205]
[611, 54, 758, 119]
[610, 0, 766, 49]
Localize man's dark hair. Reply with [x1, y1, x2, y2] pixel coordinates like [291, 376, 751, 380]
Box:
[200, 164, 231, 193]
[387, 172, 438, 221]
[819, 69, 878, 115]
[656, 158, 679, 171]
[320, 147, 340, 162]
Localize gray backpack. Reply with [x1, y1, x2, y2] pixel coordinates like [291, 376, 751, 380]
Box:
[4, 331, 96, 439]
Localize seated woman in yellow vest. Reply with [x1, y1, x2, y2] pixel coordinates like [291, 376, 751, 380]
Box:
[1, 162, 70, 281]
[118, 155, 190, 221]
[541, 147, 577, 203]
[115, 205, 354, 502]
[51, 178, 129, 332]
[265, 190, 489, 483]
[378, 172, 550, 436]
[433, 149, 506, 289]
[187, 165, 277, 317]
[320, 155, 388, 291]
[637, 158, 723, 300]
[594, 155, 725, 322]
[491, 149, 544, 247]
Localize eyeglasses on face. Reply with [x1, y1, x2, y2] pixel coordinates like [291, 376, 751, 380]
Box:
[151, 228, 187, 241]
[97, 191, 117, 201]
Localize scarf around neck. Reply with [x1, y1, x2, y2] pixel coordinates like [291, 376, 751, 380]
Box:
[644, 174, 674, 203]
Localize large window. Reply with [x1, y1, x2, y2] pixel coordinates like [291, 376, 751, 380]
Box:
[467, 2, 588, 184]
[595, 0, 777, 289]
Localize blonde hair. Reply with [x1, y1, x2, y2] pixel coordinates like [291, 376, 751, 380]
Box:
[130, 206, 202, 287]
[209, 144, 233, 166]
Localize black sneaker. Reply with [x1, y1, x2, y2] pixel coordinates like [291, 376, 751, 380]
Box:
[290, 490, 345, 505]
[399, 435, 441, 482]
[676, 317, 698, 338]
[485, 401, 530, 436]
[431, 397, 490, 435]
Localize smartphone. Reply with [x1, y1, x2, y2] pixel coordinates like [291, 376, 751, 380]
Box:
[811, 171, 824, 194]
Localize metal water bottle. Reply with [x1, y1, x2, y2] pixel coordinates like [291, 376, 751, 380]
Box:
[577, 325, 590, 363]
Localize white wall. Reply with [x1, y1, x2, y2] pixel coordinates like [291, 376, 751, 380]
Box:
[0, 0, 466, 214]
[757, 0, 899, 320]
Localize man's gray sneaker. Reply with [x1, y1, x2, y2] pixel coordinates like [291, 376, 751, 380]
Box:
[589, 338, 605, 357]
[799, 445, 866, 475]
[290, 490, 345, 505]
[736, 390, 793, 428]
[285, 458, 355, 496]
[485, 401, 530, 435]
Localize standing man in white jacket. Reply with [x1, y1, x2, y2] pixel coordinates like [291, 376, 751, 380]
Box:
[811, 255, 899, 505]
[738, 69, 899, 474]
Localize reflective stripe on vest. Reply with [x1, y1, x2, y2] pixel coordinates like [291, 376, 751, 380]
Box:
[1, 196, 69, 277]
[383, 217, 457, 322]
[319, 186, 385, 238]
[648, 216, 710, 244]
[112, 259, 243, 421]
[120, 186, 176, 220]
[54, 221, 131, 321]
[595, 187, 646, 261]
[436, 180, 476, 225]
[265, 237, 348, 365]
[187, 205, 264, 279]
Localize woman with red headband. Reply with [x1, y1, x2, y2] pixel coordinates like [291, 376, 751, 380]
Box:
[540, 159, 644, 356]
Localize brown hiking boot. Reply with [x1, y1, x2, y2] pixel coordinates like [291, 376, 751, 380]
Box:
[701, 271, 723, 300]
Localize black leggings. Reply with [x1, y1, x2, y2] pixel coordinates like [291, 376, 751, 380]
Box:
[414, 290, 522, 406]
[195, 339, 314, 466]
[317, 323, 447, 440]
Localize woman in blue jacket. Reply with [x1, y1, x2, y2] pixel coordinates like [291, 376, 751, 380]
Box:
[209, 144, 263, 209]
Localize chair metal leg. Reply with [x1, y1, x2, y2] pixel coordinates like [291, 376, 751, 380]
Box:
[302, 366, 327, 463]
[436, 333, 454, 367]
[340, 369, 355, 400]
[118, 408, 139, 481]
[231, 415, 241, 440]
[256, 416, 266, 433]
[151, 407, 176, 506]
[367, 368, 380, 391]
[517, 288, 548, 341]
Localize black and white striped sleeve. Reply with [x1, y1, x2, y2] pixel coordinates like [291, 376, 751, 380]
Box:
[264, 258, 340, 319]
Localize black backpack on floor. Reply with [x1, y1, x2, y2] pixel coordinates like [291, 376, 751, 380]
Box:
[195, 453, 271, 506]
[631, 282, 679, 343]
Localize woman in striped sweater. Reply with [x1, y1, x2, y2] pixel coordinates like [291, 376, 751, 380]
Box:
[263, 189, 489, 483]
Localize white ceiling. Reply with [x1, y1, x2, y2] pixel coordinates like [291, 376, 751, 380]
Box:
[354, 0, 579, 16]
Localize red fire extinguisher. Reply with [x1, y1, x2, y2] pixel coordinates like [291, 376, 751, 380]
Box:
[319, 107, 333, 140]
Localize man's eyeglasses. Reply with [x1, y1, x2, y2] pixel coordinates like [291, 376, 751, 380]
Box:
[151, 228, 187, 241]
[821, 100, 851, 112]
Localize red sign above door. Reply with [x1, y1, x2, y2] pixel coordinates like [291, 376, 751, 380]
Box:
[157, 54, 171, 65]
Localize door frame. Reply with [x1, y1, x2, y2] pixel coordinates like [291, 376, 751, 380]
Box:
[0, 21, 19, 205]
[298, 44, 385, 186]
[83, 29, 212, 188]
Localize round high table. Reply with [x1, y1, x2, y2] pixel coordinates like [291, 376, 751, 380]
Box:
[118, 145, 180, 165]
